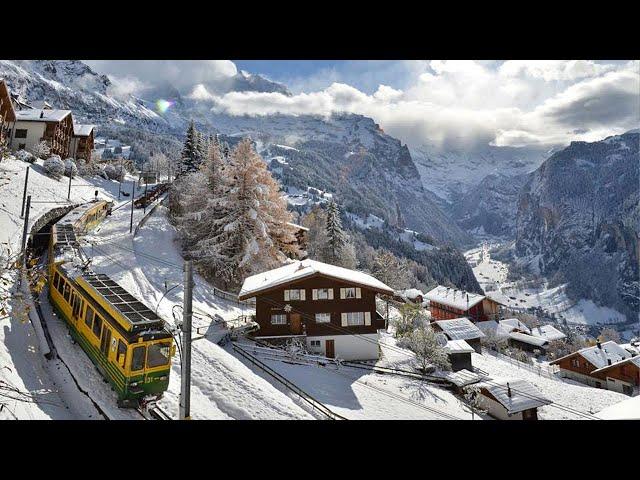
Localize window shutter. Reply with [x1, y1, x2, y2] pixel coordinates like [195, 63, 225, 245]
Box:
[341, 313, 348, 327]
[312, 289, 318, 300]
[328, 288, 334, 300]
[356, 288, 361, 299]
[340, 288, 346, 299]
[364, 312, 371, 326]
[300, 289, 306, 301]
[284, 290, 290, 301]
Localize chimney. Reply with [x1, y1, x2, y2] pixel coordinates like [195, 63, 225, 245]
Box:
[507, 382, 512, 398]
[597, 340, 602, 350]
[607, 358, 612, 365]
[39, 110, 44, 119]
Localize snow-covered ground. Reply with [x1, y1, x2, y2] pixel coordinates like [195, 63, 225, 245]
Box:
[465, 245, 628, 328]
[86, 203, 314, 419]
[471, 351, 628, 419]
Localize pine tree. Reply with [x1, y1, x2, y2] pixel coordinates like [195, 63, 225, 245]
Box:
[324, 200, 346, 263]
[180, 120, 200, 174]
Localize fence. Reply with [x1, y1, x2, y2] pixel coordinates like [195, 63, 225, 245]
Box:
[232, 343, 346, 420]
[482, 347, 560, 381]
[210, 285, 256, 308]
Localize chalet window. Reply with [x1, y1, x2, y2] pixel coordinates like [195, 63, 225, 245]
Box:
[310, 340, 321, 347]
[284, 289, 305, 301]
[341, 312, 372, 327]
[312, 288, 333, 300]
[340, 287, 361, 299]
[14, 129, 27, 139]
[315, 313, 331, 323]
[271, 314, 287, 325]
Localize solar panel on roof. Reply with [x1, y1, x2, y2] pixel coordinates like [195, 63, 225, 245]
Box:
[81, 273, 163, 330]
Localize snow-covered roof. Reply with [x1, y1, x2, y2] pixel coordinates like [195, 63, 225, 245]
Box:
[15, 109, 71, 122]
[508, 331, 549, 347]
[286, 222, 309, 231]
[620, 342, 640, 356]
[445, 369, 487, 387]
[476, 378, 552, 414]
[433, 318, 485, 341]
[551, 341, 631, 369]
[425, 285, 485, 311]
[530, 324, 566, 342]
[499, 318, 531, 334]
[445, 339, 475, 354]
[476, 320, 510, 339]
[238, 259, 394, 300]
[73, 124, 95, 136]
[591, 354, 640, 374]
[395, 288, 425, 301]
[596, 396, 640, 420]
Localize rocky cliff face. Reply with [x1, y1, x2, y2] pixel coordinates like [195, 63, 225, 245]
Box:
[515, 130, 640, 320]
[453, 172, 529, 237]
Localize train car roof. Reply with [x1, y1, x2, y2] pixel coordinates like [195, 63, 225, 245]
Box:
[78, 272, 165, 332]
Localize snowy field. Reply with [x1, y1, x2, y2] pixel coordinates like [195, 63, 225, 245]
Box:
[465, 246, 628, 327]
[471, 351, 628, 420]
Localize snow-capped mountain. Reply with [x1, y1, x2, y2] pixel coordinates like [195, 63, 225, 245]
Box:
[515, 130, 640, 321]
[0, 59, 471, 247]
[412, 143, 550, 202]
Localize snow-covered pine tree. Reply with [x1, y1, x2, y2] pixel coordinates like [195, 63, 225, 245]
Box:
[324, 200, 346, 263]
[185, 139, 299, 288]
[180, 120, 201, 174]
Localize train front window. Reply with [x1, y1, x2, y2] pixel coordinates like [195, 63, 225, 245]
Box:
[131, 346, 146, 372]
[146, 342, 171, 368]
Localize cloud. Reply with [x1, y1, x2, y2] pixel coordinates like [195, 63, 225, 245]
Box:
[85, 60, 238, 94]
[499, 60, 616, 81]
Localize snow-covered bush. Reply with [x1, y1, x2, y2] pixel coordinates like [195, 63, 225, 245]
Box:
[16, 149, 36, 163]
[103, 163, 124, 181]
[29, 140, 50, 159]
[43, 155, 64, 180]
[64, 158, 78, 178]
[392, 303, 426, 338]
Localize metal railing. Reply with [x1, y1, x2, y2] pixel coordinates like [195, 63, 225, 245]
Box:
[232, 343, 346, 420]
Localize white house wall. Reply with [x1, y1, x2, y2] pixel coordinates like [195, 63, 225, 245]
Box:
[10, 121, 45, 152]
[478, 395, 524, 420]
[306, 333, 379, 361]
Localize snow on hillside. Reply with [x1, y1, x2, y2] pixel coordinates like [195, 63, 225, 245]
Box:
[471, 351, 628, 420]
[86, 204, 314, 419]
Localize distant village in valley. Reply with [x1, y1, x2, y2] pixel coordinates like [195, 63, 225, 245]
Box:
[0, 66, 638, 422]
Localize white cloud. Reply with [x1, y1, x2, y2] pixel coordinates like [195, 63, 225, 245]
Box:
[499, 60, 616, 81]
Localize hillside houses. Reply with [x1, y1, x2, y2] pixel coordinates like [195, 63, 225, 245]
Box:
[550, 341, 639, 395]
[0, 78, 94, 161]
[475, 378, 552, 420]
[238, 259, 393, 361]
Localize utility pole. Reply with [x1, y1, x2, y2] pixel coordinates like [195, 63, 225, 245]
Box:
[129, 180, 135, 234]
[20, 167, 30, 218]
[179, 260, 193, 420]
[21, 195, 31, 263]
[67, 172, 72, 201]
[143, 175, 148, 214]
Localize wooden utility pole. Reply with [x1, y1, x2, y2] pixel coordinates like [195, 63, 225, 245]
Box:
[21, 195, 31, 261]
[179, 260, 193, 420]
[20, 167, 30, 218]
[129, 180, 135, 234]
[67, 172, 72, 200]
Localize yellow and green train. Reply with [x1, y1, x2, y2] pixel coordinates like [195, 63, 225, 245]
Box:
[48, 200, 175, 408]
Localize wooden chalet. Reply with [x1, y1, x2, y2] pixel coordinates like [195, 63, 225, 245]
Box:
[0, 80, 16, 150]
[71, 124, 95, 161]
[474, 378, 552, 420]
[549, 341, 638, 394]
[10, 108, 74, 157]
[425, 285, 502, 322]
[238, 259, 394, 361]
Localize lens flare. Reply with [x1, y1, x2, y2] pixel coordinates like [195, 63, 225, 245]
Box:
[156, 99, 173, 113]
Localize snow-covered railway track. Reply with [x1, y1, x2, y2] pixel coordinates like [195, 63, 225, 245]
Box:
[137, 405, 172, 420]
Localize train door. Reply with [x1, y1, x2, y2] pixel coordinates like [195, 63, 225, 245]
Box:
[100, 326, 112, 360]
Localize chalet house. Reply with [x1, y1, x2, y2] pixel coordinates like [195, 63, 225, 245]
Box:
[499, 318, 531, 334]
[393, 288, 425, 305]
[530, 324, 566, 342]
[0, 80, 17, 149]
[431, 317, 485, 353]
[238, 259, 394, 361]
[70, 124, 95, 161]
[507, 332, 549, 353]
[425, 285, 502, 323]
[550, 341, 635, 393]
[474, 378, 552, 420]
[476, 320, 510, 342]
[9, 109, 74, 158]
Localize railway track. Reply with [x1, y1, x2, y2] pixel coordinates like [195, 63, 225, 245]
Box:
[138, 404, 173, 420]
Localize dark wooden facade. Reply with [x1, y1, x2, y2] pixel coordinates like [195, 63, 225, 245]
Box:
[0, 80, 16, 149]
[45, 113, 73, 158]
[449, 352, 472, 372]
[249, 275, 386, 339]
[73, 129, 94, 161]
[430, 300, 486, 322]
